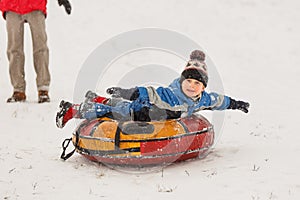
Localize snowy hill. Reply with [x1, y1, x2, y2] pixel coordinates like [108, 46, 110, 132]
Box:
[1, 0, 300, 199]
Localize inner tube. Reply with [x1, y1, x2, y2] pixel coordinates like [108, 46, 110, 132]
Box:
[68, 114, 214, 167]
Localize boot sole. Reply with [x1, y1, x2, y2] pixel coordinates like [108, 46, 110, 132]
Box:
[56, 100, 72, 128]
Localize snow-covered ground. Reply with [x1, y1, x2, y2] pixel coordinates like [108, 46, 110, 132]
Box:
[1, 0, 300, 199]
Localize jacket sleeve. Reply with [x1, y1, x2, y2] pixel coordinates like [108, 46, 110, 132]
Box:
[206, 92, 231, 110]
[141, 86, 188, 112]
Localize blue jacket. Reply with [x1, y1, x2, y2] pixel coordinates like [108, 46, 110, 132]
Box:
[137, 78, 231, 116]
[84, 78, 231, 119]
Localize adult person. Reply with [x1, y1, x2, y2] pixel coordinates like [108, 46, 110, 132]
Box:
[0, 0, 71, 103]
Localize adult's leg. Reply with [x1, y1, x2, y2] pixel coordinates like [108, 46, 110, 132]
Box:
[25, 11, 50, 92]
[6, 12, 26, 92]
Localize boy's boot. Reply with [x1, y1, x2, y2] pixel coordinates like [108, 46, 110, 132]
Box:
[84, 90, 110, 104]
[56, 100, 80, 128]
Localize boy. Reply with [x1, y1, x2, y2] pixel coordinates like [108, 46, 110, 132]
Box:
[56, 50, 249, 128]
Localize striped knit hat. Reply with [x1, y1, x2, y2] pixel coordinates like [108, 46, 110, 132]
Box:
[180, 50, 208, 87]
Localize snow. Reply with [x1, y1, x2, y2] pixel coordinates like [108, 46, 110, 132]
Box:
[1, 0, 300, 199]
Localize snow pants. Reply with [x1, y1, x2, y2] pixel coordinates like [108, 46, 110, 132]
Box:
[6, 11, 50, 92]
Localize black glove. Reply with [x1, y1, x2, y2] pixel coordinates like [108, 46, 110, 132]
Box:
[228, 98, 250, 113]
[106, 87, 139, 101]
[58, 0, 72, 15]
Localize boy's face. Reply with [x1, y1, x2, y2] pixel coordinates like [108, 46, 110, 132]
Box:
[181, 78, 205, 98]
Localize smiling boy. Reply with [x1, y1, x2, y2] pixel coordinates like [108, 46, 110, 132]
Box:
[56, 50, 249, 128]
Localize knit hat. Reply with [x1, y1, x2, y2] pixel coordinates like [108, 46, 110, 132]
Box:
[180, 50, 208, 87]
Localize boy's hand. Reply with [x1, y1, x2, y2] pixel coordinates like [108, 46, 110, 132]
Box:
[58, 0, 72, 15]
[106, 87, 139, 101]
[228, 98, 250, 113]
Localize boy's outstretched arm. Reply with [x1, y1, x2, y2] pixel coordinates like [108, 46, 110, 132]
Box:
[227, 97, 250, 113]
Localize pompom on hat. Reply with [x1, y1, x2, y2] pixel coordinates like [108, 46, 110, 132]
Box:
[180, 50, 208, 87]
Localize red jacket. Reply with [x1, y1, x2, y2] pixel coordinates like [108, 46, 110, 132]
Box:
[0, 0, 47, 18]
